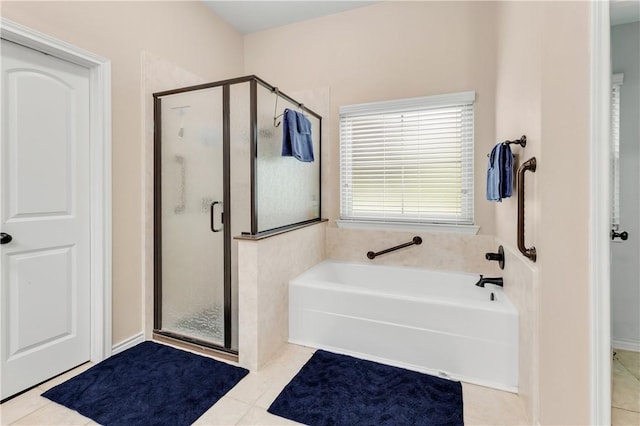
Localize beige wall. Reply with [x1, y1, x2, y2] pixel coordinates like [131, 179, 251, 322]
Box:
[494, 2, 542, 423]
[1, 1, 244, 345]
[495, 1, 591, 424]
[537, 3, 590, 424]
[244, 1, 498, 235]
[3, 1, 595, 422]
[246, 1, 592, 423]
[494, 2, 542, 249]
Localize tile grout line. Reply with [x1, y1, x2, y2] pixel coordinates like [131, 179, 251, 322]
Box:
[612, 352, 640, 419]
[225, 394, 259, 406]
[616, 359, 640, 382]
[5, 386, 48, 425]
[614, 350, 640, 375]
[613, 357, 640, 379]
[8, 398, 53, 426]
[612, 359, 640, 414]
[613, 406, 640, 415]
[615, 358, 640, 386]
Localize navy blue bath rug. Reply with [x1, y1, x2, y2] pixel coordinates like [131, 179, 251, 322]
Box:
[42, 341, 248, 426]
[268, 350, 463, 426]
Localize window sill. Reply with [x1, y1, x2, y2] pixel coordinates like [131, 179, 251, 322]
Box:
[335, 220, 480, 235]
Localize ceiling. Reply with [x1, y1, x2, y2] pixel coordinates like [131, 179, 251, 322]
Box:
[202, 1, 378, 34]
[204, 1, 639, 34]
[611, 0, 640, 26]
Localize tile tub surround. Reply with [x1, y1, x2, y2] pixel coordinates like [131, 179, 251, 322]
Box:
[326, 227, 502, 275]
[1, 342, 529, 425]
[501, 242, 539, 425]
[237, 222, 326, 371]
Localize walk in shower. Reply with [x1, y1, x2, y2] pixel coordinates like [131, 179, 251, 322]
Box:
[153, 76, 322, 353]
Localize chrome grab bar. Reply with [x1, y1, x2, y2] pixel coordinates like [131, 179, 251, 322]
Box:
[517, 157, 537, 262]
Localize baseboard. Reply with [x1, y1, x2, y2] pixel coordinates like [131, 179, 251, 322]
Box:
[111, 332, 145, 355]
[612, 338, 640, 352]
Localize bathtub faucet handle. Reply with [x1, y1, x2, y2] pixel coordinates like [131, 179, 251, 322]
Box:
[484, 245, 505, 270]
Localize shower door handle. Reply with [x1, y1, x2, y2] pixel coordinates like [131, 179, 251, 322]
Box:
[210, 201, 223, 232]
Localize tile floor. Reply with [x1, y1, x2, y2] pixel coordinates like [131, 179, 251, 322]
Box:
[1, 341, 529, 425]
[612, 349, 640, 425]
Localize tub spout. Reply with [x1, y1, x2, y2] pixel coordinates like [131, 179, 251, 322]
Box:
[475, 275, 504, 288]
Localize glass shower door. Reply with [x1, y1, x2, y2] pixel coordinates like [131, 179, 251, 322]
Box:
[157, 87, 225, 346]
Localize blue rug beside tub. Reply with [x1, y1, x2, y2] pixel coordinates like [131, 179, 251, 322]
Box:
[268, 350, 463, 426]
[41, 341, 248, 426]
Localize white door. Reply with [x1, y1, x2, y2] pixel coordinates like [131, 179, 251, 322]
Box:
[610, 21, 640, 353]
[0, 39, 91, 400]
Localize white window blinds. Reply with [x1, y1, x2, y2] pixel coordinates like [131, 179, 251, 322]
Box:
[611, 73, 623, 229]
[340, 92, 475, 225]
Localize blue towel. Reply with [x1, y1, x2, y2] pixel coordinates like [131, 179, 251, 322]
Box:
[486, 143, 514, 202]
[501, 143, 514, 198]
[282, 108, 314, 162]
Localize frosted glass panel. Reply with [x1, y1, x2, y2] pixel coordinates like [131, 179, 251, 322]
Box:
[160, 87, 224, 345]
[256, 85, 321, 232]
[229, 82, 251, 351]
[155, 77, 322, 351]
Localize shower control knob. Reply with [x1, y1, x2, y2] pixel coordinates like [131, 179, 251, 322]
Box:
[611, 230, 629, 241]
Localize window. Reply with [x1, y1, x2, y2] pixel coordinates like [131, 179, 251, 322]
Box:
[339, 92, 475, 228]
[611, 73, 623, 230]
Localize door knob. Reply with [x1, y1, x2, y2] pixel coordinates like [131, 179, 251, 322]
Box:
[0, 233, 12, 244]
[611, 230, 629, 241]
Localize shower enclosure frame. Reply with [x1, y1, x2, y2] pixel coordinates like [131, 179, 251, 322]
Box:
[153, 75, 322, 354]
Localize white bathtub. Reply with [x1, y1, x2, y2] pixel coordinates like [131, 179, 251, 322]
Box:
[289, 260, 518, 392]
